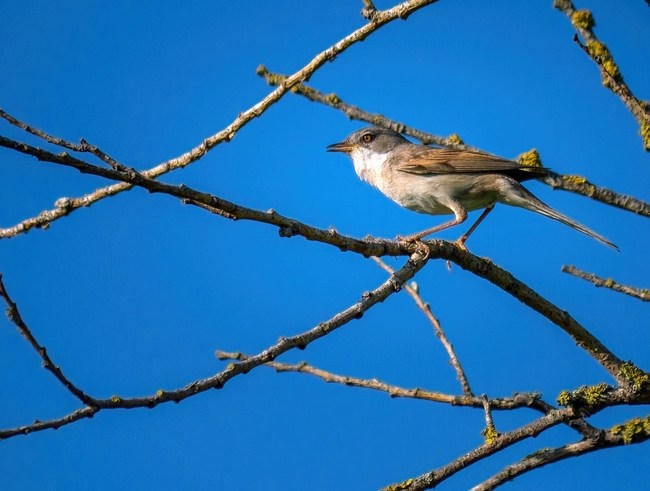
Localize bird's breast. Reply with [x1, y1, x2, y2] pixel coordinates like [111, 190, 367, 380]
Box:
[350, 148, 388, 190]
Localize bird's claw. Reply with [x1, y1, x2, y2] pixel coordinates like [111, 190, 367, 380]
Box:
[446, 238, 469, 271]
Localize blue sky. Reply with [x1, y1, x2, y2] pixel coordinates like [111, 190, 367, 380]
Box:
[1, 1, 649, 489]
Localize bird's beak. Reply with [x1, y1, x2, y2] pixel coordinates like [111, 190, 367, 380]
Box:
[326, 142, 358, 153]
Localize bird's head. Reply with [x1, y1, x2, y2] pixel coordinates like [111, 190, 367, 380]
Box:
[326, 126, 408, 156]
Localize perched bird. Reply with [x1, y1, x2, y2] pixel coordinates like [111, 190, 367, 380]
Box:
[327, 126, 617, 251]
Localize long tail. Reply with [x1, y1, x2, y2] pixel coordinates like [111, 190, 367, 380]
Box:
[500, 182, 619, 251]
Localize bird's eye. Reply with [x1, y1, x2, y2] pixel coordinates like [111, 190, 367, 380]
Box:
[361, 133, 374, 144]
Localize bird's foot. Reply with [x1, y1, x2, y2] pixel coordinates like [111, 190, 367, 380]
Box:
[396, 233, 424, 243]
[446, 238, 470, 271]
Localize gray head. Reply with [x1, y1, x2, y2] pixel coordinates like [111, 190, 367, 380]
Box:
[326, 126, 409, 155]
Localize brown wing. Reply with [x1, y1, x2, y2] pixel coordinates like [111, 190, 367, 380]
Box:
[393, 147, 548, 182]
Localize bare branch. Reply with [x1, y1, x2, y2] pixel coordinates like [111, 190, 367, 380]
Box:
[215, 351, 609, 442]
[361, 0, 378, 19]
[470, 420, 650, 491]
[0, 0, 441, 240]
[553, 0, 650, 151]
[0, 134, 629, 381]
[0, 274, 94, 405]
[543, 172, 650, 218]
[214, 351, 545, 410]
[0, 109, 125, 171]
[0, 407, 99, 441]
[0, 249, 428, 440]
[562, 265, 650, 302]
[481, 394, 500, 444]
[256, 65, 483, 152]
[383, 409, 574, 491]
[257, 67, 650, 216]
[372, 256, 473, 396]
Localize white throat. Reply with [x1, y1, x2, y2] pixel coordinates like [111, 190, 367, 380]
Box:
[349, 147, 387, 189]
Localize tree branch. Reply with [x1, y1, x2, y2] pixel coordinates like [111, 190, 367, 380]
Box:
[562, 265, 650, 302]
[214, 350, 544, 411]
[553, 0, 650, 151]
[372, 256, 473, 396]
[0, 134, 629, 382]
[0, 274, 94, 405]
[470, 421, 650, 491]
[0, 0, 440, 240]
[0, 109, 125, 171]
[383, 408, 575, 491]
[257, 67, 650, 216]
[0, 249, 428, 440]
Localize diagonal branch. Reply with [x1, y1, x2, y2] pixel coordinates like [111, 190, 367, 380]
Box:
[470, 422, 649, 491]
[0, 0, 440, 240]
[0, 133, 409, 258]
[382, 408, 575, 491]
[215, 350, 538, 410]
[562, 265, 650, 302]
[0, 274, 94, 405]
[257, 67, 650, 216]
[0, 249, 428, 440]
[0, 133, 629, 383]
[0, 109, 125, 171]
[553, 0, 650, 151]
[215, 351, 604, 440]
[371, 256, 473, 396]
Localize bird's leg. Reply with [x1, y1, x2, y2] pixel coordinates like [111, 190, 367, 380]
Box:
[401, 206, 468, 243]
[445, 205, 494, 271]
[454, 205, 495, 251]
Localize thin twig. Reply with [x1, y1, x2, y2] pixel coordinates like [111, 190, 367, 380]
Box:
[361, 0, 378, 19]
[0, 249, 428, 440]
[372, 256, 473, 396]
[0, 274, 94, 405]
[553, 0, 650, 150]
[481, 394, 500, 444]
[0, 0, 440, 240]
[562, 265, 650, 302]
[382, 408, 574, 491]
[469, 424, 647, 491]
[0, 109, 126, 171]
[256, 67, 650, 215]
[0, 133, 630, 383]
[214, 351, 541, 410]
[256, 65, 483, 152]
[215, 351, 609, 441]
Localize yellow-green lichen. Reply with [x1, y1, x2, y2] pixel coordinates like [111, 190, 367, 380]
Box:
[256, 64, 286, 86]
[111, 395, 122, 403]
[156, 390, 164, 397]
[325, 93, 341, 105]
[384, 478, 414, 491]
[611, 415, 650, 444]
[294, 84, 315, 96]
[562, 174, 588, 186]
[580, 382, 609, 404]
[556, 383, 610, 406]
[571, 10, 595, 30]
[447, 133, 464, 145]
[620, 362, 650, 391]
[587, 40, 621, 82]
[517, 149, 543, 168]
[557, 390, 572, 407]
[482, 426, 500, 445]
[640, 119, 650, 152]
[603, 278, 615, 288]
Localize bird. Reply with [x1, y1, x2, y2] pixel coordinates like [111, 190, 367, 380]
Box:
[326, 126, 618, 251]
